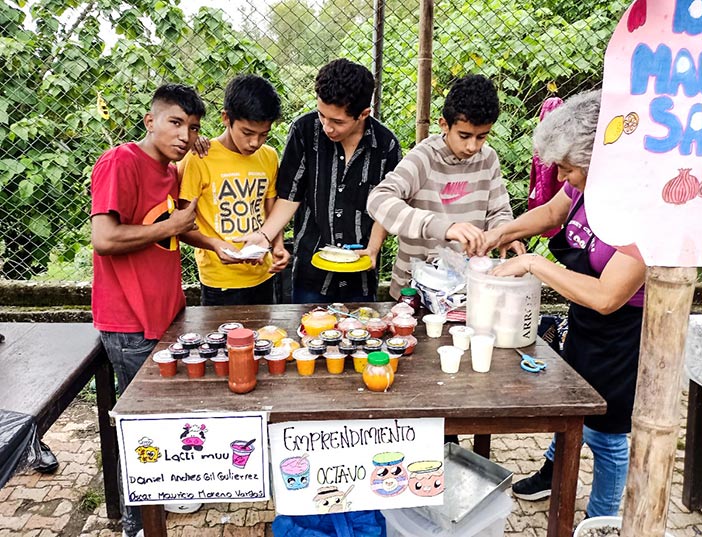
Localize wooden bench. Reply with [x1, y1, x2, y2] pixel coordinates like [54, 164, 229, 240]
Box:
[0, 322, 120, 519]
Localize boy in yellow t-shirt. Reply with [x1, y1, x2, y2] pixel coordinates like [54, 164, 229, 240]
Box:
[179, 75, 289, 305]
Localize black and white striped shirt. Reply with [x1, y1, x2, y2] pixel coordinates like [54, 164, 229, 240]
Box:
[277, 111, 402, 298]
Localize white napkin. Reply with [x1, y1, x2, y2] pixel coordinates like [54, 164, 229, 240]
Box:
[221, 245, 269, 260]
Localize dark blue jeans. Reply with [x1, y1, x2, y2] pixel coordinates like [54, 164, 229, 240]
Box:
[201, 278, 275, 306]
[545, 425, 629, 517]
[100, 331, 157, 537]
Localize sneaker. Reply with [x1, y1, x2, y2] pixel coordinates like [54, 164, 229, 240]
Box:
[122, 530, 144, 537]
[164, 503, 203, 514]
[512, 459, 553, 501]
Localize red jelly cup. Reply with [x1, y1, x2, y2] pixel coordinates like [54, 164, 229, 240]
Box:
[210, 355, 229, 377]
[183, 357, 206, 378]
[153, 350, 177, 378]
[267, 348, 288, 375]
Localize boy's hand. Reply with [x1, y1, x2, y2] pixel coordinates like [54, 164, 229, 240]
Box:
[232, 232, 269, 250]
[446, 222, 485, 255]
[170, 197, 199, 235]
[479, 228, 503, 256]
[269, 243, 290, 273]
[356, 246, 379, 270]
[191, 136, 211, 158]
[211, 239, 247, 265]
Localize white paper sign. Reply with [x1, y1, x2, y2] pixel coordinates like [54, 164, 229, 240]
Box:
[269, 418, 445, 515]
[115, 412, 269, 505]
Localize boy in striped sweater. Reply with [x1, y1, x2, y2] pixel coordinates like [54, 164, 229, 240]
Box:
[367, 74, 524, 299]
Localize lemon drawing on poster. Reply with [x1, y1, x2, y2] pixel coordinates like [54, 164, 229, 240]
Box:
[604, 115, 624, 144]
[97, 93, 110, 120]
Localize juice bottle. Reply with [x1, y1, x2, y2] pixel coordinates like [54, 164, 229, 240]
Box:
[363, 352, 395, 392]
[227, 328, 257, 394]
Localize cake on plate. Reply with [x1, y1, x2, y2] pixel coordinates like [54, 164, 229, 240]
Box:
[318, 246, 360, 263]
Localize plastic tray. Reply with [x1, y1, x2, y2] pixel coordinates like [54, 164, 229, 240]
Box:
[414, 443, 513, 530]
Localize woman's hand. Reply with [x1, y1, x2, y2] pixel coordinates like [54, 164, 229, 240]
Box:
[490, 253, 540, 277]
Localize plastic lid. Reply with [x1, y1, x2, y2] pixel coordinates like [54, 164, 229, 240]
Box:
[227, 327, 254, 347]
[368, 351, 390, 366]
[400, 287, 418, 296]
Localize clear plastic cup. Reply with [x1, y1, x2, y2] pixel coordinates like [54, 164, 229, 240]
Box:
[153, 349, 177, 377]
[266, 347, 288, 375]
[182, 356, 207, 378]
[293, 348, 317, 376]
[437, 345, 463, 374]
[470, 333, 496, 373]
[325, 351, 346, 374]
[352, 351, 369, 373]
[210, 355, 229, 377]
[449, 325, 474, 350]
[423, 314, 446, 338]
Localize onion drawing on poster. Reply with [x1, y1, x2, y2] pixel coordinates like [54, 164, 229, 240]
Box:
[269, 418, 445, 515]
[586, 0, 702, 267]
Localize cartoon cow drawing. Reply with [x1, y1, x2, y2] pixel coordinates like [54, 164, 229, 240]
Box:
[180, 423, 207, 451]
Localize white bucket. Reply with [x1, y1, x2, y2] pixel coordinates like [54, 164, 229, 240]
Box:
[573, 516, 674, 537]
[466, 260, 541, 348]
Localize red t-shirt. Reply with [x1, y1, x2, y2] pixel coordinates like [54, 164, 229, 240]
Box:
[91, 142, 185, 339]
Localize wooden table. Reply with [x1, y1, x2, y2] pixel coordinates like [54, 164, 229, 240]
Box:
[112, 305, 606, 537]
[0, 322, 120, 518]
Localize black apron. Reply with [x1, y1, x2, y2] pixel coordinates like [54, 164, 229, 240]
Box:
[549, 194, 642, 434]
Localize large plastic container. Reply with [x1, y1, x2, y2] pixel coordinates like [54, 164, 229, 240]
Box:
[382, 492, 512, 537]
[573, 516, 674, 537]
[466, 260, 541, 348]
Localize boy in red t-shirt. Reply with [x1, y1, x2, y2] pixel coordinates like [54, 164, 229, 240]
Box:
[90, 84, 205, 537]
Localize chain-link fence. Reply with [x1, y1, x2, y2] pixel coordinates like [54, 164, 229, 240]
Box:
[0, 0, 628, 288]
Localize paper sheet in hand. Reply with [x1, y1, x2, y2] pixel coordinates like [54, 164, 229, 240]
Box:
[222, 245, 268, 260]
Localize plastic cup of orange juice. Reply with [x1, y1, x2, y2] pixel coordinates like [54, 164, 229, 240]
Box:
[293, 348, 317, 376]
[388, 355, 400, 373]
[352, 351, 369, 373]
[325, 351, 346, 374]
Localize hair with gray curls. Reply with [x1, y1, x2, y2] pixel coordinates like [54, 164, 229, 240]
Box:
[533, 89, 602, 172]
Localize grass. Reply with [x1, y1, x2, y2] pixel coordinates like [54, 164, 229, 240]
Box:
[77, 379, 97, 404]
[80, 488, 105, 512]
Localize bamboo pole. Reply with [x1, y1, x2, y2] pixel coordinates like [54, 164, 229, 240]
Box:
[371, 0, 385, 120]
[621, 266, 696, 537]
[415, 0, 433, 144]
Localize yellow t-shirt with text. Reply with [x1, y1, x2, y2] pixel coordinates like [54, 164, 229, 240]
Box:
[179, 140, 278, 289]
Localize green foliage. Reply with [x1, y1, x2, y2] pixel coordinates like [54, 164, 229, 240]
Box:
[340, 0, 629, 217]
[79, 487, 104, 511]
[2, 0, 628, 284]
[1, 0, 278, 280]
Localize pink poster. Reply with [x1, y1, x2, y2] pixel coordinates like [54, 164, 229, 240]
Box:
[587, 0, 702, 267]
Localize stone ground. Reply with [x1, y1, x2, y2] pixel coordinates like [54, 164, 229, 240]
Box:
[1, 387, 701, 537]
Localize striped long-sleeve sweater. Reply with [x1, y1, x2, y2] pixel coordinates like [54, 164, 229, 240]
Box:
[367, 134, 514, 299]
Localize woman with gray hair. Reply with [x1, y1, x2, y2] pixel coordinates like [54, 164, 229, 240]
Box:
[481, 90, 646, 519]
